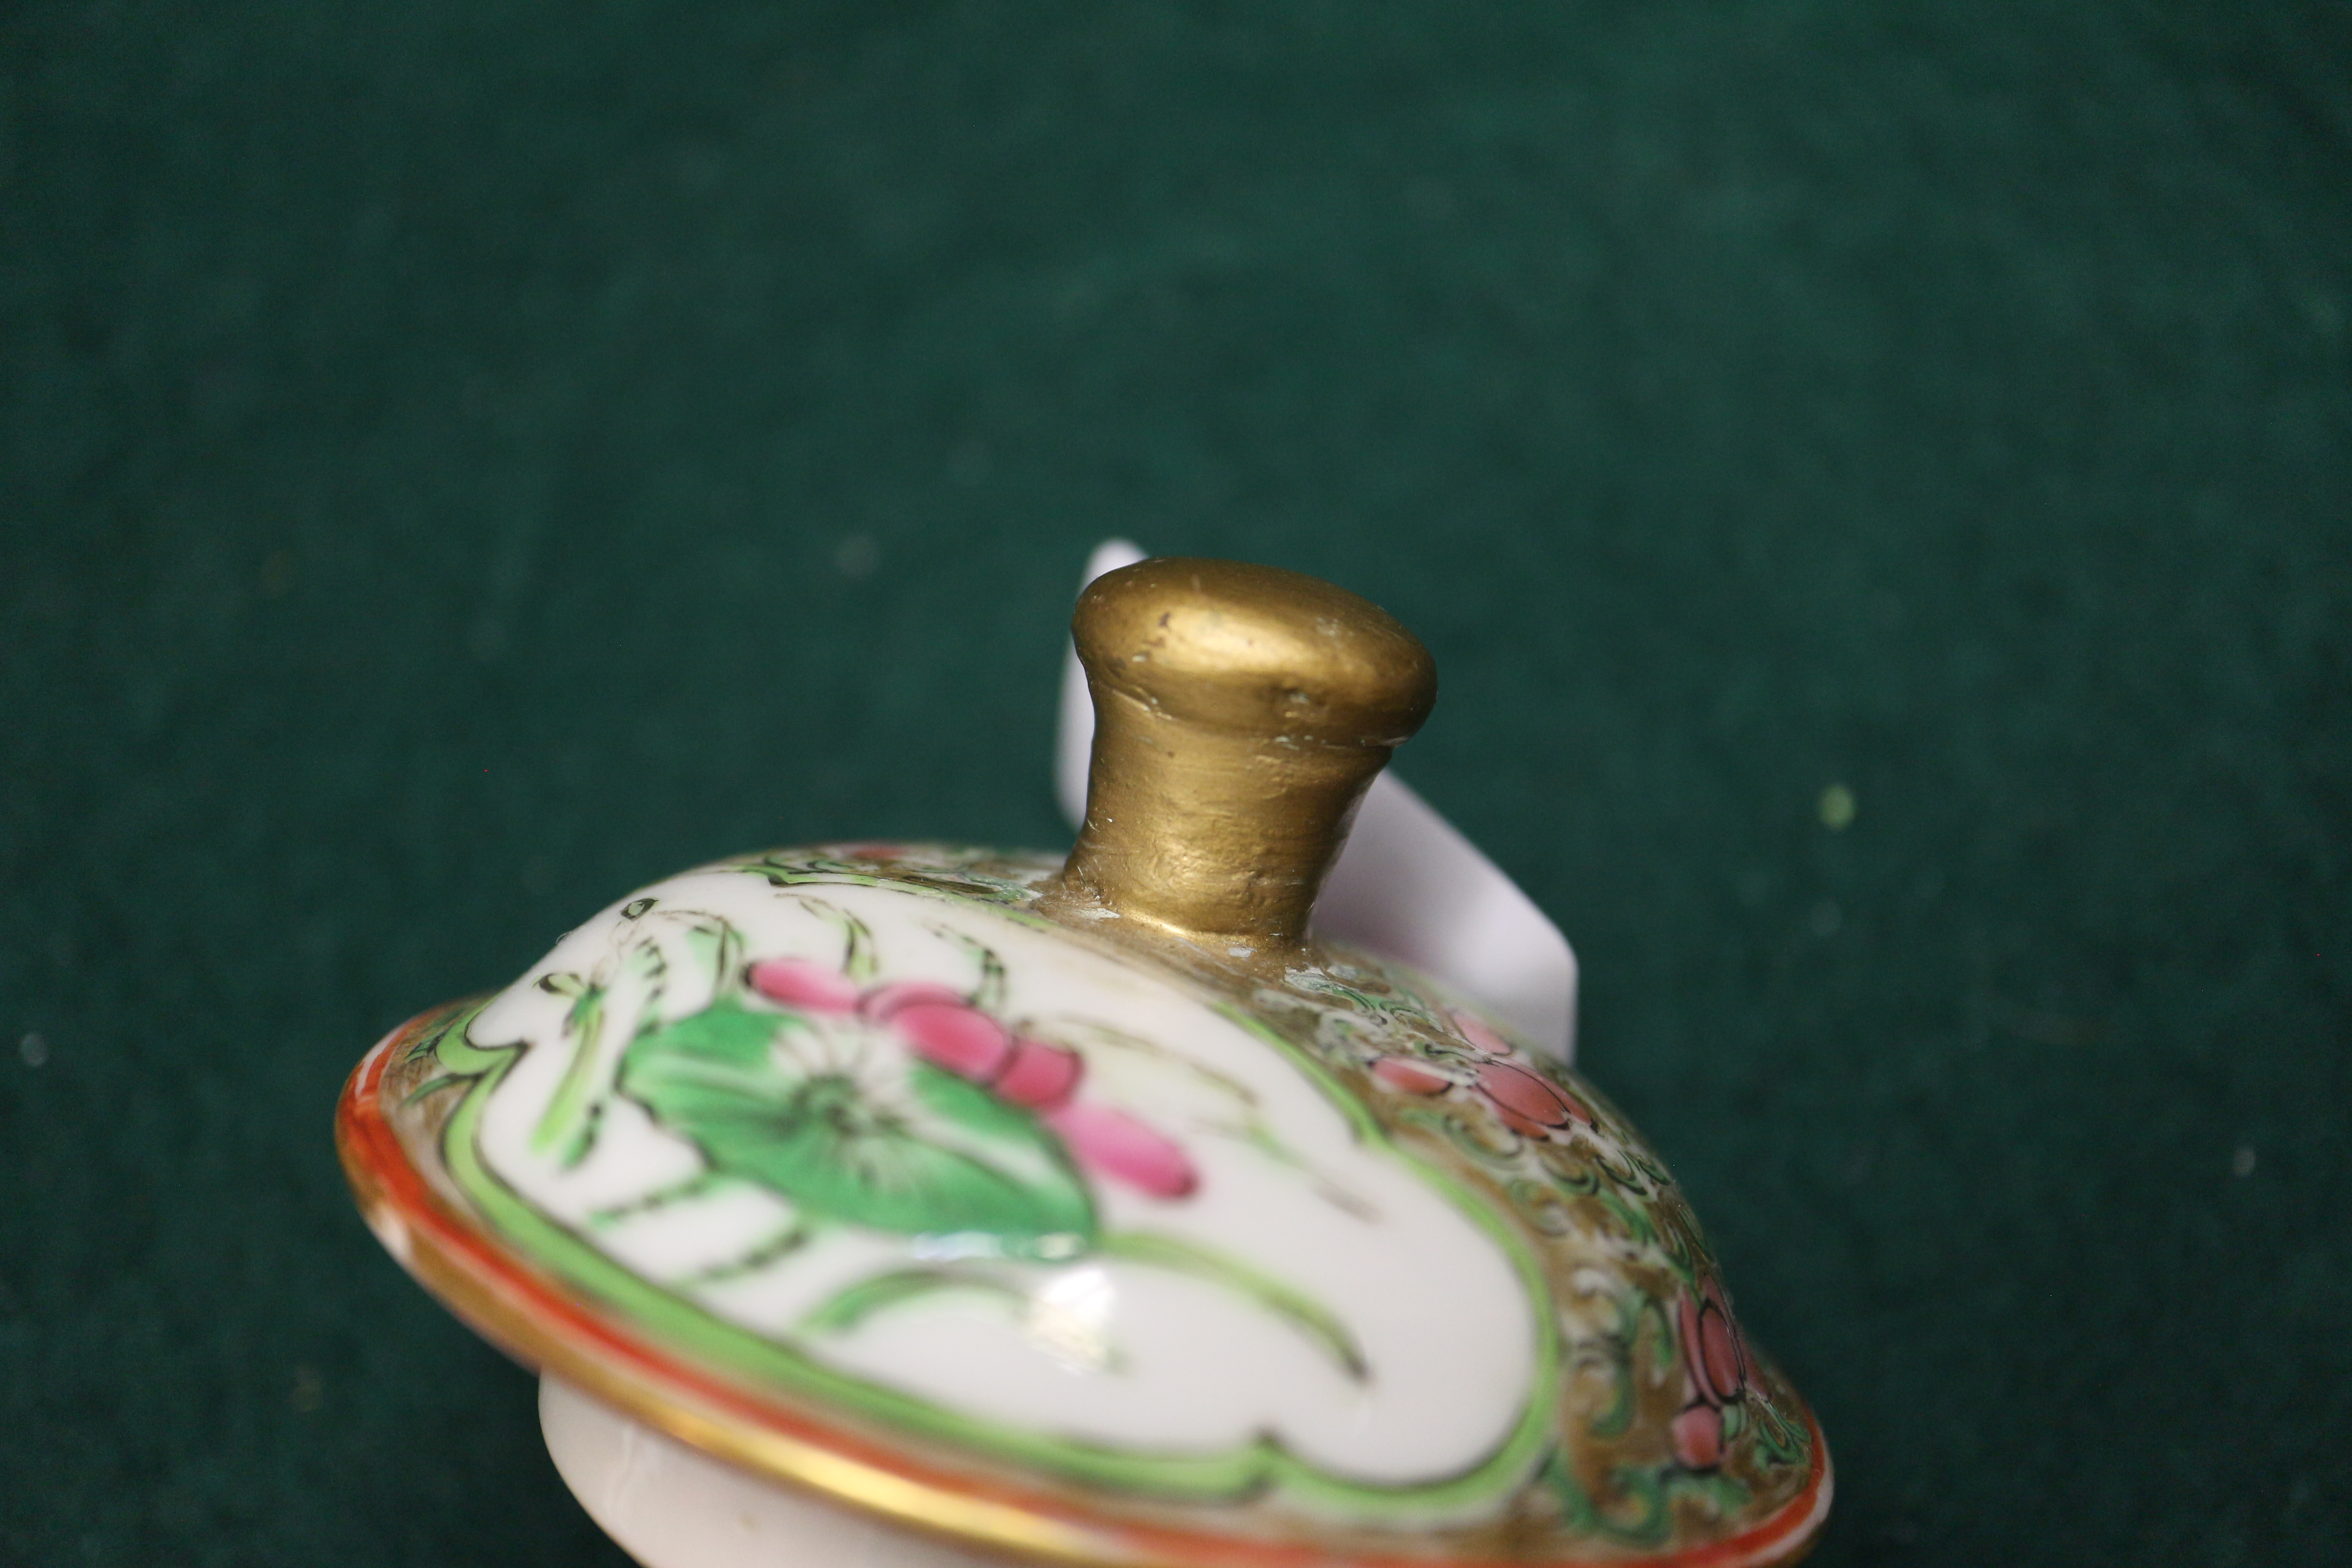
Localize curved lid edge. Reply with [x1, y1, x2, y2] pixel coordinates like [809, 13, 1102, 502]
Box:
[339, 1001, 1831, 1568]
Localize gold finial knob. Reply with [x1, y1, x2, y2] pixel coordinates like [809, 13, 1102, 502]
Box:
[1055, 557, 1437, 955]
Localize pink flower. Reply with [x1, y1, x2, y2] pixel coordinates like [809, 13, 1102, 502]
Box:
[1374, 1056, 1457, 1096]
[858, 980, 968, 1022]
[1671, 1403, 1726, 1471]
[1450, 1009, 1513, 1056]
[749, 959, 862, 1014]
[1680, 1275, 1750, 1408]
[990, 1039, 1083, 1111]
[890, 999, 1015, 1080]
[1472, 1060, 1593, 1141]
[1043, 1102, 1198, 1199]
[1670, 1275, 1752, 1471]
[884, 999, 1083, 1113]
[1364, 1033, 1593, 1146]
[746, 956, 1190, 1199]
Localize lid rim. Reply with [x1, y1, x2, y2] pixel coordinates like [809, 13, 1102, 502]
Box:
[340, 990, 1830, 1568]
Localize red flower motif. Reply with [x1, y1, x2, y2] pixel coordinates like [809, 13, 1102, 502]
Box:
[1449, 1008, 1513, 1056]
[1042, 1102, 1197, 1200]
[1473, 1060, 1593, 1140]
[1368, 1035, 1595, 1144]
[748, 959, 1192, 1198]
[889, 997, 1014, 1076]
[748, 958, 862, 1014]
[1670, 1403, 1726, 1471]
[991, 1039, 1083, 1111]
[1373, 1056, 1457, 1096]
[857, 980, 966, 1021]
[1669, 1275, 1752, 1471]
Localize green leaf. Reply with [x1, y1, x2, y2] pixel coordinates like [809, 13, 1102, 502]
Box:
[529, 982, 608, 1157]
[926, 923, 1007, 1011]
[618, 1000, 1098, 1259]
[530, 938, 676, 1166]
[799, 1268, 1034, 1336]
[782, 896, 877, 984]
[681, 917, 747, 991]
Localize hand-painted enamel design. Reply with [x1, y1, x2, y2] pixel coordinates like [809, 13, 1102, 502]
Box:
[340, 843, 1828, 1568]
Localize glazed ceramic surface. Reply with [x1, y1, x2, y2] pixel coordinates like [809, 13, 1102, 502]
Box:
[341, 843, 1827, 1568]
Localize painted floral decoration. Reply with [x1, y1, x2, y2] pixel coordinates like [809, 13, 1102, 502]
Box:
[550, 896, 1372, 1386]
[1371, 1007, 1597, 1141]
[1670, 1275, 1752, 1472]
[1304, 970, 1808, 1517]
[606, 937, 1201, 1263]
[744, 957, 1197, 1200]
[358, 847, 1823, 1564]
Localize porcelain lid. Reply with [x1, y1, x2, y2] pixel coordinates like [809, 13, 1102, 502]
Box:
[339, 843, 1826, 1568]
[337, 561, 1826, 1566]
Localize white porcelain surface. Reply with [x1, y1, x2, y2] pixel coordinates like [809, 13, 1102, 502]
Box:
[542, 1376, 995, 1568]
[477, 871, 1539, 1494]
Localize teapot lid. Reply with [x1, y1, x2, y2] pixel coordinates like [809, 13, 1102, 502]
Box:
[338, 561, 1828, 1568]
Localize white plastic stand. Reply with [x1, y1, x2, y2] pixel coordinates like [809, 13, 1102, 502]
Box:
[540, 1379, 999, 1568]
[541, 542, 1582, 1565]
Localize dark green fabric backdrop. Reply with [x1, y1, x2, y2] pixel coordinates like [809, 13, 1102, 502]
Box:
[2, 3, 2346, 1564]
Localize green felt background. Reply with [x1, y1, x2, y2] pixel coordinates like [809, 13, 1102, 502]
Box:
[2, 2, 2346, 1564]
